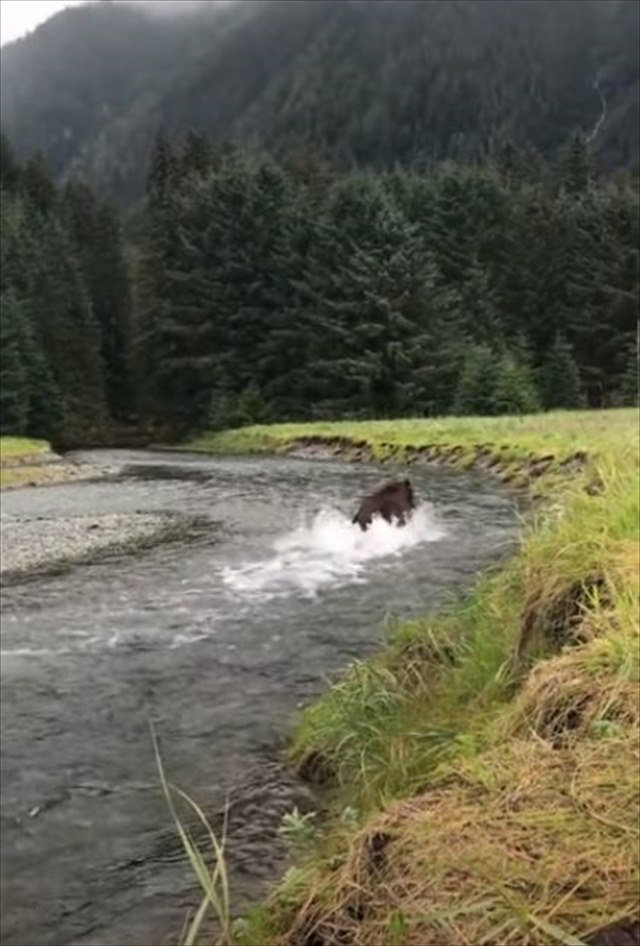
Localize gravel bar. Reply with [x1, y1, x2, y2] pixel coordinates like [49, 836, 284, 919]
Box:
[0, 512, 205, 584]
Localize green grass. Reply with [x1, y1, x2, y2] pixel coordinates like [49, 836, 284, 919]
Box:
[185, 409, 637, 464]
[183, 409, 638, 944]
[0, 436, 50, 459]
[0, 437, 58, 490]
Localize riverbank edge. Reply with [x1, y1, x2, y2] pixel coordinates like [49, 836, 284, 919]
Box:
[0, 439, 103, 491]
[178, 412, 639, 946]
[175, 413, 625, 500]
[0, 438, 213, 581]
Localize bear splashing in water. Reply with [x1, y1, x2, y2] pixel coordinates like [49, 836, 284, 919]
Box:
[351, 478, 416, 532]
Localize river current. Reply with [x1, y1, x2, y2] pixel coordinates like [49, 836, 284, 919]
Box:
[0, 450, 519, 946]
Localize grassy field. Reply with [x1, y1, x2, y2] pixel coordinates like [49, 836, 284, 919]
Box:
[181, 409, 639, 946]
[186, 410, 637, 459]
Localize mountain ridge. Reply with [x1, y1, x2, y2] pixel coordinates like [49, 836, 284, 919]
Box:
[1, 0, 638, 200]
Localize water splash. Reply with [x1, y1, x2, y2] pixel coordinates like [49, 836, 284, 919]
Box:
[222, 504, 445, 600]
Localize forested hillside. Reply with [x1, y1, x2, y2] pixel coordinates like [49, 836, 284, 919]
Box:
[1, 127, 637, 445]
[1, 0, 638, 201]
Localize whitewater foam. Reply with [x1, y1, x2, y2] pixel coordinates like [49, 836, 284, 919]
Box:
[222, 504, 445, 600]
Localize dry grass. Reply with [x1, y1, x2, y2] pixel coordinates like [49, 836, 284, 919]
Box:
[273, 733, 638, 946]
[506, 655, 638, 745]
[0, 463, 90, 490]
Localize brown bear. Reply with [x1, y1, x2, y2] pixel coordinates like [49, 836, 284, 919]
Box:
[351, 478, 416, 532]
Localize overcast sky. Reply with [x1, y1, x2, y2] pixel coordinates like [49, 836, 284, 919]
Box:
[0, 0, 224, 46]
[0, 1, 95, 46]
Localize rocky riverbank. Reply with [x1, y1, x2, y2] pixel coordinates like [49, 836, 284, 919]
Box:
[0, 511, 207, 584]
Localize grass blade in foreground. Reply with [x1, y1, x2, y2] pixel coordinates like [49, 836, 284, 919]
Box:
[151, 726, 234, 946]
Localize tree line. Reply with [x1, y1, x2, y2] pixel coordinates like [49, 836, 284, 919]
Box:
[0, 131, 638, 444]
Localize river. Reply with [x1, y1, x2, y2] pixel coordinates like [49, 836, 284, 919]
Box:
[0, 450, 520, 946]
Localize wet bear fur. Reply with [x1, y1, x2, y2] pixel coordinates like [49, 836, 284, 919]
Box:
[352, 478, 416, 532]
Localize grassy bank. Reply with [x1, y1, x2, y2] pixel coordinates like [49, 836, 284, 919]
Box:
[0, 436, 50, 459]
[185, 410, 637, 498]
[0, 437, 54, 488]
[182, 410, 639, 946]
[186, 410, 637, 461]
[0, 436, 96, 490]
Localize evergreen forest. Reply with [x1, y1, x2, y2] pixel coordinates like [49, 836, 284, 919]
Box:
[1, 127, 638, 446]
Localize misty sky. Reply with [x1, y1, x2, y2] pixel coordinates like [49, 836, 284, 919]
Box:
[0, 1, 93, 46]
[0, 0, 224, 46]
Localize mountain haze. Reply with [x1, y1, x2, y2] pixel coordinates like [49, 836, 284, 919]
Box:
[1, 0, 638, 200]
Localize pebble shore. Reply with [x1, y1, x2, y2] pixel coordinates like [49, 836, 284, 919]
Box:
[0, 512, 194, 583]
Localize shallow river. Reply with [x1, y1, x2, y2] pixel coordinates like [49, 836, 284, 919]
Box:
[0, 450, 520, 946]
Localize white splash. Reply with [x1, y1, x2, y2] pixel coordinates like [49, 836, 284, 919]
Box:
[222, 504, 445, 600]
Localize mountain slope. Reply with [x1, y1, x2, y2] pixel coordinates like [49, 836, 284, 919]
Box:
[1, 0, 638, 200]
[0, 0, 241, 195]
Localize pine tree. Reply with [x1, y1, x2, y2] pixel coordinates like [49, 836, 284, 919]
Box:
[236, 383, 269, 426]
[0, 133, 20, 193]
[216, 156, 293, 395]
[62, 180, 134, 421]
[300, 174, 457, 418]
[134, 133, 186, 427]
[458, 257, 503, 347]
[180, 131, 214, 179]
[491, 350, 540, 415]
[0, 291, 29, 434]
[22, 154, 57, 214]
[145, 131, 178, 204]
[453, 345, 499, 416]
[28, 217, 108, 441]
[493, 140, 547, 190]
[93, 201, 134, 420]
[616, 327, 639, 407]
[558, 132, 594, 196]
[258, 182, 322, 419]
[538, 333, 585, 409]
[558, 188, 638, 405]
[23, 330, 65, 441]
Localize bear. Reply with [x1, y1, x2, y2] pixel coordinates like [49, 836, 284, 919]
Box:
[351, 478, 416, 532]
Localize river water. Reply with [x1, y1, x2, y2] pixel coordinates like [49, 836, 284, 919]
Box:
[0, 450, 519, 946]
